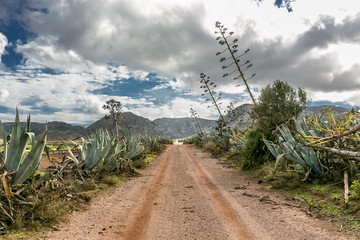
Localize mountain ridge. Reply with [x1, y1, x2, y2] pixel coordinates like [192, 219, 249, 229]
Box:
[0, 104, 351, 140]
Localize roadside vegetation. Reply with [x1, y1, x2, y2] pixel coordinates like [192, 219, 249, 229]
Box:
[0, 104, 168, 238]
[1, 20, 360, 238]
[187, 21, 360, 235]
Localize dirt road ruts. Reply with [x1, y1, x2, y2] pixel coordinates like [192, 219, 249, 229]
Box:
[44, 145, 355, 240]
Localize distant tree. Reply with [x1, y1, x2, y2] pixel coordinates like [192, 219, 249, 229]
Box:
[102, 99, 122, 139]
[250, 80, 309, 130]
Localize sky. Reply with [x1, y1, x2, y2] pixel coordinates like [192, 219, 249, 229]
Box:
[0, 0, 360, 125]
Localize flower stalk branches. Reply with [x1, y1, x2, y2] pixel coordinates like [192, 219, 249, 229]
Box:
[200, 73, 227, 134]
[215, 21, 257, 105]
[190, 108, 203, 136]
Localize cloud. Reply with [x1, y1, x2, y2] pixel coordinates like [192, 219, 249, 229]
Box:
[239, 13, 360, 94]
[16, 36, 105, 73]
[76, 95, 105, 115]
[0, 33, 8, 58]
[1, 0, 360, 125]
[0, 89, 9, 102]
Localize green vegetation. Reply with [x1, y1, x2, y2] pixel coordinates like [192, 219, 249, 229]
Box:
[186, 21, 360, 235]
[1, 20, 360, 237]
[250, 79, 308, 130]
[0, 107, 167, 235]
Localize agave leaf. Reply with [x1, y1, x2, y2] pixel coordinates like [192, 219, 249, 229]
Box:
[307, 148, 324, 175]
[308, 130, 318, 137]
[295, 118, 305, 136]
[274, 153, 286, 170]
[5, 109, 22, 170]
[278, 126, 296, 145]
[11, 126, 48, 185]
[263, 138, 280, 157]
[66, 145, 79, 165]
[302, 169, 311, 181]
[102, 137, 122, 170]
[0, 122, 7, 164]
[84, 133, 98, 168]
[5, 110, 36, 171]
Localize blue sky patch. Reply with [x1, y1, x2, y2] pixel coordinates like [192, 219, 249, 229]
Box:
[20, 98, 62, 115]
[30, 104, 61, 114]
[0, 105, 13, 114]
[311, 101, 358, 109]
[91, 76, 167, 98]
[0, 19, 36, 69]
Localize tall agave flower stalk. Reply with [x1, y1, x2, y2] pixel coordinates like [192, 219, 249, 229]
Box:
[200, 73, 227, 135]
[190, 108, 203, 136]
[215, 21, 257, 105]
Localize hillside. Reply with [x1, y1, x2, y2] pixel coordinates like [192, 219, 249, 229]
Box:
[1, 121, 86, 141]
[153, 117, 214, 138]
[0, 104, 351, 140]
[87, 112, 215, 139]
[224, 104, 350, 131]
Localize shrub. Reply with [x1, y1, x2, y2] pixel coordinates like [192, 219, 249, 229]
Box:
[250, 80, 309, 131]
[241, 129, 275, 170]
[350, 180, 360, 200]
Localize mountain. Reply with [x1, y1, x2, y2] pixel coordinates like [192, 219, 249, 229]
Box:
[226, 104, 253, 130]
[1, 104, 350, 140]
[87, 112, 158, 136]
[306, 105, 349, 116]
[224, 104, 351, 131]
[1, 113, 214, 140]
[87, 112, 215, 139]
[1, 121, 86, 141]
[153, 117, 214, 138]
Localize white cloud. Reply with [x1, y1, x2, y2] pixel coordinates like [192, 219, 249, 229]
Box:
[1, 0, 360, 125]
[310, 89, 360, 107]
[0, 89, 9, 102]
[16, 36, 106, 73]
[0, 33, 8, 63]
[76, 95, 105, 115]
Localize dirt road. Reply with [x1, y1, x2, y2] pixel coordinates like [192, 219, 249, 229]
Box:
[44, 145, 355, 239]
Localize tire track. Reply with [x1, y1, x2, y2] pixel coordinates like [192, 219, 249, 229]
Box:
[181, 146, 253, 240]
[121, 146, 175, 240]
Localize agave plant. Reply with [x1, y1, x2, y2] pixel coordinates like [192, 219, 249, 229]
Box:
[0, 110, 48, 188]
[296, 108, 360, 158]
[142, 134, 159, 152]
[230, 127, 246, 152]
[66, 129, 125, 171]
[263, 123, 326, 179]
[121, 133, 144, 160]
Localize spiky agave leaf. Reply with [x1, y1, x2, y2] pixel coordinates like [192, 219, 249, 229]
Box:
[5, 110, 35, 171]
[11, 125, 48, 185]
